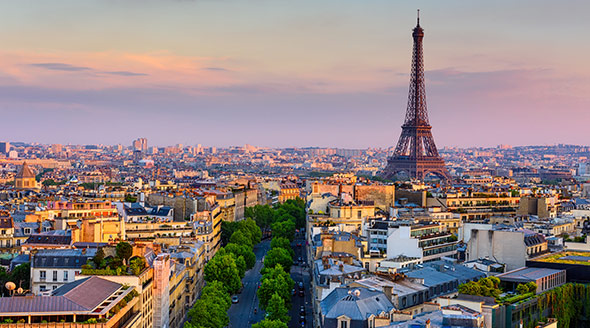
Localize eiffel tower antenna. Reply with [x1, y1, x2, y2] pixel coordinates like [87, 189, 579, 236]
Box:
[381, 12, 451, 182]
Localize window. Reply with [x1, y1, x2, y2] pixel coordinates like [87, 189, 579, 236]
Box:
[339, 321, 348, 328]
[64, 271, 69, 281]
[40, 270, 46, 281]
[24, 228, 31, 235]
[53, 271, 58, 282]
[40, 285, 46, 291]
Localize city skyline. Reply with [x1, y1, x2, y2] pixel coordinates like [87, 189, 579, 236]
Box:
[0, 1, 589, 148]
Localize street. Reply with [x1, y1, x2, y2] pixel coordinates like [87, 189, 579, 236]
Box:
[288, 234, 313, 328]
[227, 240, 271, 328]
[227, 234, 313, 328]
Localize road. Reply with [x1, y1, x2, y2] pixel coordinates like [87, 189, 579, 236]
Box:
[288, 233, 313, 328]
[228, 239, 271, 328]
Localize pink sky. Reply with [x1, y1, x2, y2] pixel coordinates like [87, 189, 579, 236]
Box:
[0, 0, 588, 148]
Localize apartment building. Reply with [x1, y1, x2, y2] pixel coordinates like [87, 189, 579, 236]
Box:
[366, 220, 458, 263]
[30, 248, 97, 295]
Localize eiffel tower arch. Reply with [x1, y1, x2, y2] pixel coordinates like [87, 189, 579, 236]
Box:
[381, 11, 451, 182]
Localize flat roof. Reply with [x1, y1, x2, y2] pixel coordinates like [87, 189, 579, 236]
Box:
[498, 267, 564, 283]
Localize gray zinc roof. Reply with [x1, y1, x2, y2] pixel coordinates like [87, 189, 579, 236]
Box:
[320, 287, 394, 321]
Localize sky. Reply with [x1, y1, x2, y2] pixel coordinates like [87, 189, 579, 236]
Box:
[0, 0, 589, 148]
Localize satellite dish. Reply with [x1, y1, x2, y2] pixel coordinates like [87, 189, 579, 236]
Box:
[16, 287, 23, 295]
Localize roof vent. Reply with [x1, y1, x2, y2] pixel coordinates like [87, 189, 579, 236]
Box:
[354, 289, 361, 297]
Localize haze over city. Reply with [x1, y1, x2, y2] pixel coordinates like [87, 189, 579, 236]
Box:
[0, 0, 589, 148]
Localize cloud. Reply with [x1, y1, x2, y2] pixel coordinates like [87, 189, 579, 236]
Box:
[202, 67, 230, 72]
[102, 71, 148, 76]
[29, 62, 147, 77]
[30, 62, 91, 71]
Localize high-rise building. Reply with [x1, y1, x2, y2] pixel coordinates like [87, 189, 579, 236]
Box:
[132, 138, 148, 152]
[0, 141, 9, 154]
[382, 12, 450, 181]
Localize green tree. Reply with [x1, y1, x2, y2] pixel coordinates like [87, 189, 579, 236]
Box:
[229, 230, 253, 248]
[258, 264, 294, 309]
[266, 292, 290, 323]
[42, 179, 58, 186]
[116, 242, 133, 265]
[10, 263, 31, 291]
[264, 248, 293, 273]
[129, 257, 146, 276]
[221, 221, 240, 246]
[280, 201, 305, 228]
[459, 281, 482, 296]
[239, 218, 262, 245]
[525, 281, 537, 293]
[204, 252, 242, 294]
[458, 276, 502, 298]
[235, 255, 247, 278]
[225, 243, 256, 269]
[93, 248, 105, 268]
[251, 319, 288, 328]
[517, 284, 529, 295]
[249, 205, 275, 229]
[0, 267, 10, 296]
[270, 237, 295, 258]
[200, 281, 231, 310]
[271, 220, 296, 241]
[186, 297, 229, 328]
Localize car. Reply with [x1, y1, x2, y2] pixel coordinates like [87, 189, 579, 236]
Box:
[297, 242, 302, 247]
[299, 306, 305, 315]
[299, 290, 304, 297]
[231, 296, 239, 304]
[292, 288, 296, 296]
[298, 257, 303, 263]
[299, 315, 306, 324]
[298, 282, 304, 289]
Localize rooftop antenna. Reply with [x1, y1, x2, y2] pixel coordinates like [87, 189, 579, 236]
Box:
[417, 9, 420, 26]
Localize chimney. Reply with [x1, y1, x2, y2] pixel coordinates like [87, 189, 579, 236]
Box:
[425, 319, 431, 328]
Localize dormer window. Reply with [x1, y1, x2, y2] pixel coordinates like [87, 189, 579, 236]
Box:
[24, 228, 31, 235]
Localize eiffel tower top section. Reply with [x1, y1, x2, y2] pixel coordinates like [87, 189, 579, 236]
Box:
[404, 9, 430, 128]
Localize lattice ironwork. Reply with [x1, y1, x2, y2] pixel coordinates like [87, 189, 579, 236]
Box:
[382, 12, 450, 181]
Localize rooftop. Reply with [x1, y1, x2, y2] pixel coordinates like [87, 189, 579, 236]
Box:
[498, 267, 564, 283]
[0, 276, 128, 315]
[533, 251, 590, 266]
[320, 286, 394, 321]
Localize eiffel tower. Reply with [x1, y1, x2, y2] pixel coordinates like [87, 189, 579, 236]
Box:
[382, 11, 450, 181]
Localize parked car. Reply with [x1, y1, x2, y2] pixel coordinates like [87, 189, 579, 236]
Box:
[292, 288, 296, 296]
[299, 306, 305, 315]
[231, 295, 239, 303]
[299, 290, 304, 297]
[298, 282, 304, 289]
